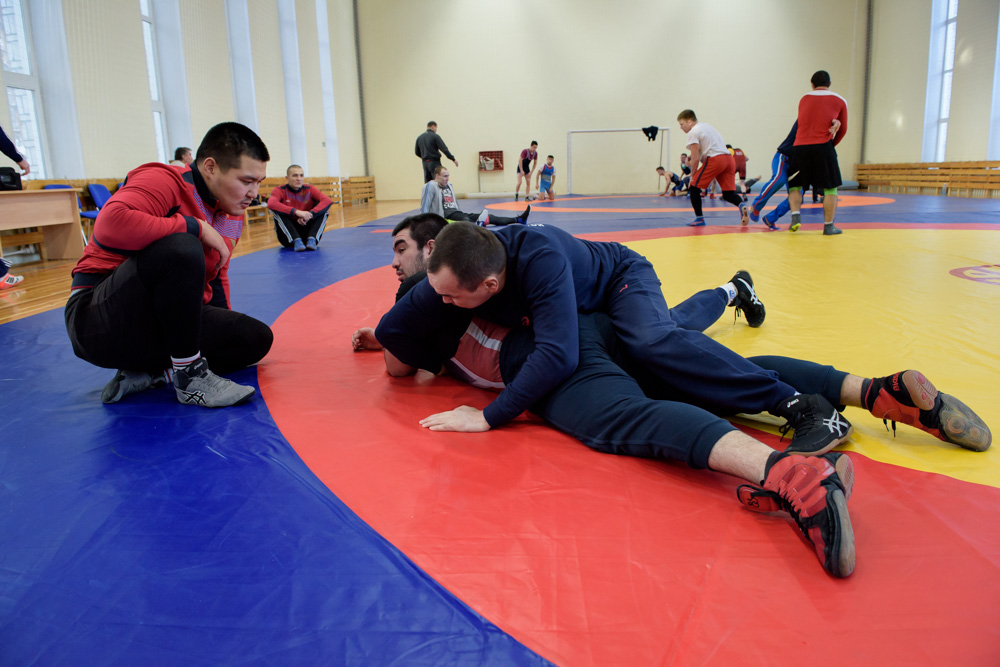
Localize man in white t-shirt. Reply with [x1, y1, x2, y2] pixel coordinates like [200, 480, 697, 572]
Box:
[676, 109, 750, 227]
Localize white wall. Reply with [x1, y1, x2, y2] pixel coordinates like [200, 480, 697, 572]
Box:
[358, 0, 870, 199]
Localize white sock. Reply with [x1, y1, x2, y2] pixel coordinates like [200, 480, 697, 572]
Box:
[720, 282, 738, 305]
[171, 352, 201, 374]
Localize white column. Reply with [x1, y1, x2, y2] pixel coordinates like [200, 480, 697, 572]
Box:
[921, 0, 947, 162]
[315, 0, 340, 176]
[27, 0, 85, 178]
[224, 0, 258, 131]
[988, 8, 1000, 160]
[278, 0, 307, 168]
[151, 0, 193, 152]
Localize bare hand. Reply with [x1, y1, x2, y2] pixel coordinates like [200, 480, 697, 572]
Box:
[295, 209, 313, 225]
[352, 327, 382, 351]
[452, 158, 459, 167]
[17, 159, 29, 175]
[419, 405, 491, 432]
[198, 219, 230, 276]
[829, 119, 841, 137]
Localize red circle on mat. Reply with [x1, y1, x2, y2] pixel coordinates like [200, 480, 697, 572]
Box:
[259, 265, 998, 665]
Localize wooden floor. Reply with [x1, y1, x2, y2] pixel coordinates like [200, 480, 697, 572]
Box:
[0, 200, 419, 325]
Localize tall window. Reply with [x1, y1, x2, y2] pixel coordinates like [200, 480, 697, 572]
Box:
[0, 0, 47, 178]
[140, 0, 167, 163]
[923, 0, 959, 162]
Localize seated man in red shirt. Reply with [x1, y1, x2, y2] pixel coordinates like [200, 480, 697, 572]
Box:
[267, 165, 334, 251]
[65, 122, 273, 408]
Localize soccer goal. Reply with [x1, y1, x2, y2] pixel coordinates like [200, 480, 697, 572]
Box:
[566, 126, 672, 195]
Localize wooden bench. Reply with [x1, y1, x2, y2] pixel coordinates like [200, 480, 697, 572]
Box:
[856, 161, 1000, 198]
[342, 176, 375, 206]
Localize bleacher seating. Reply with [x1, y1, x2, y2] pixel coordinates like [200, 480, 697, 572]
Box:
[856, 161, 1000, 198]
[342, 176, 375, 206]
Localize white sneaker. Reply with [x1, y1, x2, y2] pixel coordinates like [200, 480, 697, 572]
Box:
[174, 358, 255, 407]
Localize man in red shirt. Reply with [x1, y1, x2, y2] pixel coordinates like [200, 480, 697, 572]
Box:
[267, 165, 334, 251]
[65, 122, 273, 408]
[787, 70, 848, 235]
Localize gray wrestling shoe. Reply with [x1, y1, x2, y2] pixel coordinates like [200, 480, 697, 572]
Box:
[101, 369, 166, 404]
[174, 357, 255, 407]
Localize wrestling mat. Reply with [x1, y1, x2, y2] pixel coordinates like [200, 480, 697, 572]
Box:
[2, 192, 998, 665]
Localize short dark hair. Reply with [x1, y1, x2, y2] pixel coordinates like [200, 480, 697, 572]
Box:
[393, 213, 448, 251]
[677, 109, 697, 121]
[530, 141, 538, 146]
[725, 144, 732, 149]
[433, 165, 448, 176]
[681, 152, 688, 156]
[174, 146, 191, 161]
[427, 221, 506, 291]
[547, 155, 554, 159]
[427, 121, 437, 128]
[286, 164, 303, 176]
[196, 122, 269, 171]
[811, 70, 831, 88]
[656, 166, 665, 171]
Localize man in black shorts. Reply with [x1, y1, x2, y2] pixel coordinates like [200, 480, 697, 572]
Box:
[786, 70, 849, 235]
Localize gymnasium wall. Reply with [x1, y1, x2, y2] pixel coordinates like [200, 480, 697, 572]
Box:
[946, 0, 999, 161]
[33, 0, 365, 181]
[865, 0, 932, 163]
[865, 0, 1000, 164]
[63, 0, 158, 177]
[357, 0, 870, 199]
[179, 0, 236, 146]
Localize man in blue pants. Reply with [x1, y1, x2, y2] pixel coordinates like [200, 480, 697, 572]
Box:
[750, 119, 841, 230]
[370, 247, 991, 577]
[375, 222, 854, 455]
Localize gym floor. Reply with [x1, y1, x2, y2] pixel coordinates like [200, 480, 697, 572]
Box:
[3, 192, 998, 665]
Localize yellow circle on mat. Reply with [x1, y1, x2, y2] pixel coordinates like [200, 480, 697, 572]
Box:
[626, 228, 1000, 488]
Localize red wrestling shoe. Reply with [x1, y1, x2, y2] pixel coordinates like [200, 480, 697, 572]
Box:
[863, 370, 991, 451]
[736, 451, 856, 578]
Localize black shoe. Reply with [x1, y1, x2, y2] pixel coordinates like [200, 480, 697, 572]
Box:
[731, 270, 765, 327]
[773, 394, 853, 456]
[823, 224, 843, 235]
[514, 193, 519, 201]
[516, 205, 531, 224]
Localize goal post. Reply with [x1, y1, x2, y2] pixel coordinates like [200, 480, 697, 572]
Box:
[566, 126, 672, 195]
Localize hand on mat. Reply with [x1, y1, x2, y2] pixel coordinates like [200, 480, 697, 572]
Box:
[420, 405, 491, 432]
[352, 327, 382, 351]
[199, 219, 230, 276]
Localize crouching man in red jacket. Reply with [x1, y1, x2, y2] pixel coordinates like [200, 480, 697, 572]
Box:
[65, 122, 273, 408]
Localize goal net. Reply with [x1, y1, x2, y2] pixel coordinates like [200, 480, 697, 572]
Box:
[566, 127, 672, 195]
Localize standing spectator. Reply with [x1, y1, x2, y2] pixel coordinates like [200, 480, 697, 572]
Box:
[415, 121, 458, 183]
[267, 164, 334, 251]
[786, 70, 848, 235]
[514, 141, 538, 201]
[676, 109, 749, 227]
[170, 147, 193, 166]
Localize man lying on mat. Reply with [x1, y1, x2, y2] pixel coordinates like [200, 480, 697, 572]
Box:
[354, 214, 991, 578]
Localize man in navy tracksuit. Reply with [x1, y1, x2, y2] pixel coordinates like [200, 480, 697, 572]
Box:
[374, 222, 851, 455]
